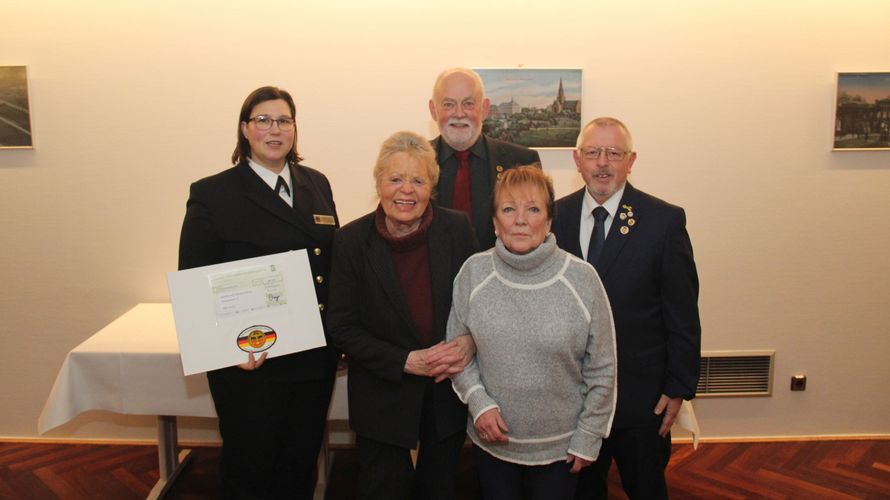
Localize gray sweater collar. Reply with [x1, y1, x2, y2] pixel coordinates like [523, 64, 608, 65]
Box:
[494, 233, 560, 275]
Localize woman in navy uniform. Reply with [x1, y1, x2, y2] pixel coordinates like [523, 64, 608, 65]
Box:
[178, 86, 339, 499]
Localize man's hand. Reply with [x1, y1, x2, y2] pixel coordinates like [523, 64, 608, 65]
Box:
[654, 394, 683, 437]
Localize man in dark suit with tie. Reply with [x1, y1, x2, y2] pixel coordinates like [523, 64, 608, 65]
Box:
[552, 117, 701, 499]
[429, 67, 542, 249]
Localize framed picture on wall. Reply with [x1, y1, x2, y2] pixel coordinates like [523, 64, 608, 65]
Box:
[475, 68, 582, 149]
[0, 66, 33, 149]
[833, 72, 890, 151]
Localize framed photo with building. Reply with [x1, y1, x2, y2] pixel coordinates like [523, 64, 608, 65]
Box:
[475, 68, 582, 149]
[833, 72, 890, 151]
[0, 66, 33, 149]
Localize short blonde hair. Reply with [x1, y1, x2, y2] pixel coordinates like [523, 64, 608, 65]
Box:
[373, 131, 440, 188]
[492, 166, 555, 219]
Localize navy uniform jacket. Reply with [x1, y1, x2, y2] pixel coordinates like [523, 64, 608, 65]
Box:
[178, 161, 340, 380]
[553, 183, 701, 429]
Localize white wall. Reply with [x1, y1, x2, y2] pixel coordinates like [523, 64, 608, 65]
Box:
[2, 0, 888, 442]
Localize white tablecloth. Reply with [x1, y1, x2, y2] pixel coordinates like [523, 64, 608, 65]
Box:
[38, 303, 349, 499]
[39, 303, 217, 434]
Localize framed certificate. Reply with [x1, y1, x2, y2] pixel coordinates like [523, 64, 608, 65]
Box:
[167, 250, 326, 375]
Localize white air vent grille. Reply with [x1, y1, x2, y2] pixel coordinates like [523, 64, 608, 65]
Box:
[697, 350, 774, 397]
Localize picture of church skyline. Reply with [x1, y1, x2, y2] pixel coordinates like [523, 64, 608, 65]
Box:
[476, 68, 582, 149]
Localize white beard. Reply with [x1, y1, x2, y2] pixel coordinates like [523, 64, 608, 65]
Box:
[441, 118, 479, 151]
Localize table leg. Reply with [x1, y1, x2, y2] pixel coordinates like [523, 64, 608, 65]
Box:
[147, 415, 193, 500]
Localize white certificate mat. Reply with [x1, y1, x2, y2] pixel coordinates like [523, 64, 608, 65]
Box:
[167, 250, 325, 375]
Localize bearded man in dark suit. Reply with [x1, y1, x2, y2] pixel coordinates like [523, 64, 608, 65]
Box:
[429, 67, 541, 249]
[552, 117, 701, 500]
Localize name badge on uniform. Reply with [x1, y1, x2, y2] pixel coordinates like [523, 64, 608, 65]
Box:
[313, 214, 336, 225]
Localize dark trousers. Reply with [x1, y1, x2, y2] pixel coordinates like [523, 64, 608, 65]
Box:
[356, 432, 465, 500]
[208, 370, 335, 500]
[575, 426, 672, 500]
[356, 388, 465, 500]
[474, 446, 579, 500]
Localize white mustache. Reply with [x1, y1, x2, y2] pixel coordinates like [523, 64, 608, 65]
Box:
[447, 118, 473, 127]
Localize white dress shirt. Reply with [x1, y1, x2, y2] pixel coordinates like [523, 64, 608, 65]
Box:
[247, 158, 293, 207]
[578, 184, 625, 261]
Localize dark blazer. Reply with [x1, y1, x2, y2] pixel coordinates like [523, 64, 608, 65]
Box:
[432, 135, 541, 250]
[178, 160, 340, 380]
[553, 183, 700, 429]
[327, 205, 478, 449]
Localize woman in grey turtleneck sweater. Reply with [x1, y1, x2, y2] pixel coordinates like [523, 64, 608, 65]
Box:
[447, 166, 617, 499]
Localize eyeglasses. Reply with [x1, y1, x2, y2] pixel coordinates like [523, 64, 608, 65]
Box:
[579, 147, 630, 162]
[247, 115, 296, 131]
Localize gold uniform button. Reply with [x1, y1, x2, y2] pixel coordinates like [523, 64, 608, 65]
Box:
[318, 303, 325, 311]
[313, 248, 322, 256]
[315, 275, 324, 284]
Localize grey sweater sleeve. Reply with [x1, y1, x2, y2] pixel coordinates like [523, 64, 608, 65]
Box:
[447, 262, 500, 421]
[567, 270, 617, 461]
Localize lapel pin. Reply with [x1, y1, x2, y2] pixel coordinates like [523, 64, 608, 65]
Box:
[619, 213, 627, 220]
[620, 226, 630, 235]
[627, 219, 635, 226]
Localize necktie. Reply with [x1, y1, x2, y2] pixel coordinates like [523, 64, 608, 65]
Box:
[587, 206, 609, 266]
[452, 150, 472, 220]
[275, 175, 292, 207]
[275, 175, 290, 196]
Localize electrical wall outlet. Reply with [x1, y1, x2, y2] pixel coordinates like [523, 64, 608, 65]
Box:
[791, 374, 807, 391]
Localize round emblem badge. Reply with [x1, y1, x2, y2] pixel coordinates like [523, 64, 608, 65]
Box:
[237, 325, 277, 353]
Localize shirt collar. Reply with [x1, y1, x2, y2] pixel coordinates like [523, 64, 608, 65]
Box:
[439, 134, 488, 161]
[581, 183, 626, 220]
[247, 157, 291, 192]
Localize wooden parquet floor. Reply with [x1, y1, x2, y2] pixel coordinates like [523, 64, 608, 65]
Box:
[0, 440, 888, 499]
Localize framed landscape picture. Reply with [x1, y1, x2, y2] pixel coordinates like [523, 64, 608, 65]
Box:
[0, 66, 33, 149]
[833, 72, 890, 151]
[475, 68, 582, 149]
